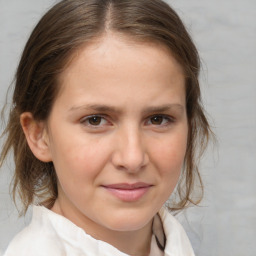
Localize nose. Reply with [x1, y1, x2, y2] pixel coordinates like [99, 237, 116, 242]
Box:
[111, 126, 149, 173]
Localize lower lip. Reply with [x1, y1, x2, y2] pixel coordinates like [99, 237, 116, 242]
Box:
[103, 187, 150, 202]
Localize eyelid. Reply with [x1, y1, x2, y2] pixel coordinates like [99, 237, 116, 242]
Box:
[79, 113, 175, 128]
[145, 114, 175, 126]
[80, 114, 111, 127]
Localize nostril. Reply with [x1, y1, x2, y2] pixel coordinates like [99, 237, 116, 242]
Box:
[112, 148, 149, 173]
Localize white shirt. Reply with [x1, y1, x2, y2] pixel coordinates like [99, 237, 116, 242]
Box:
[4, 206, 195, 256]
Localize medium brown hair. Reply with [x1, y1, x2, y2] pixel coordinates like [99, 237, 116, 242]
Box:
[0, 0, 211, 214]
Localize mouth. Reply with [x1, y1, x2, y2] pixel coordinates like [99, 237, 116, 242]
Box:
[101, 183, 152, 202]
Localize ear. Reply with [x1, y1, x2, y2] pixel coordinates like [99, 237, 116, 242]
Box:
[20, 112, 52, 162]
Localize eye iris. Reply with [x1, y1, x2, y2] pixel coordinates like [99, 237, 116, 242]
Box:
[151, 116, 163, 125]
[89, 116, 101, 125]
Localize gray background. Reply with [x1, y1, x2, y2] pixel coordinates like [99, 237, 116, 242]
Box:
[0, 1, 255, 255]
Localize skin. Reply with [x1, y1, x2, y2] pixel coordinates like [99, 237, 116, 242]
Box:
[21, 34, 188, 255]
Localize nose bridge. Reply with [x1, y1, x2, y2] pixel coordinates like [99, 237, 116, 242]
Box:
[113, 124, 148, 172]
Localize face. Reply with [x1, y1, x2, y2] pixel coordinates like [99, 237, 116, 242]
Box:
[45, 35, 188, 235]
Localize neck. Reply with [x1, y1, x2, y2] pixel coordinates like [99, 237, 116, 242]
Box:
[98, 223, 153, 256]
[51, 199, 153, 256]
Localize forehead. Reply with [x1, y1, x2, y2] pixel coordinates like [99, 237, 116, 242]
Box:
[55, 34, 186, 108]
[62, 34, 183, 78]
[63, 33, 184, 73]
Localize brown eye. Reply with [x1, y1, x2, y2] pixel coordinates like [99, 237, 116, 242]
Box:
[88, 116, 102, 125]
[80, 115, 109, 128]
[150, 116, 163, 125]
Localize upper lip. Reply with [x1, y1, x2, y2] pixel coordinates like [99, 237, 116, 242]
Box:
[102, 182, 152, 190]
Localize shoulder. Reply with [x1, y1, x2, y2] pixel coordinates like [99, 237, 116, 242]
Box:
[3, 207, 66, 256]
[159, 208, 195, 256]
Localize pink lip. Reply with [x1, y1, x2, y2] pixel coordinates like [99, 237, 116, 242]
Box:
[102, 183, 152, 202]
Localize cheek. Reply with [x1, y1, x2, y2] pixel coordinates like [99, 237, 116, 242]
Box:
[147, 132, 187, 208]
[51, 135, 112, 181]
[152, 133, 187, 176]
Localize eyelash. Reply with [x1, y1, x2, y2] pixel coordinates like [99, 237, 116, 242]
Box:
[146, 115, 175, 126]
[80, 115, 110, 127]
[79, 114, 175, 128]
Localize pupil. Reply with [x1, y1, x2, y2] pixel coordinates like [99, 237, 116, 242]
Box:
[151, 116, 163, 125]
[89, 116, 101, 125]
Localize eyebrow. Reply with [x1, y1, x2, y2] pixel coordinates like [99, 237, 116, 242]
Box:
[68, 104, 121, 113]
[141, 104, 184, 115]
[68, 103, 184, 114]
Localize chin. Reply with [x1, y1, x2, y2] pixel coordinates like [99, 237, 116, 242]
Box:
[103, 211, 153, 232]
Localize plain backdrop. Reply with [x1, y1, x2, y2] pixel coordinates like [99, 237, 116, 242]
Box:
[0, 1, 255, 255]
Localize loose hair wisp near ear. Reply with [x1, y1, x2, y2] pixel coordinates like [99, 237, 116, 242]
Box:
[0, 0, 213, 215]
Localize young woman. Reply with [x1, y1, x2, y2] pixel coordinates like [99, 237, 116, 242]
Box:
[0, 0, 211, 255]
